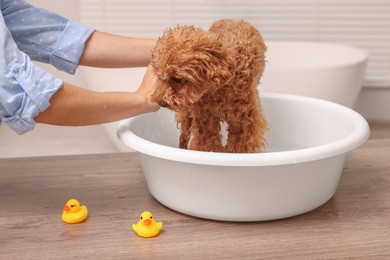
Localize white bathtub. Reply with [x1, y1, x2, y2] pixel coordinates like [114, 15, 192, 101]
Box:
[261, 41, 369, 108]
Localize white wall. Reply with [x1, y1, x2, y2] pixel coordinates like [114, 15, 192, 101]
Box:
[356, 88, 390, 121]
[28, 0, 80, 20]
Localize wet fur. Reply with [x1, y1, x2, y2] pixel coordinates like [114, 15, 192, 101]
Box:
[151, 19, 268, 153]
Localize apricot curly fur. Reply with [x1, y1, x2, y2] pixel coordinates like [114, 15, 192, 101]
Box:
[151, 19, 269, 153]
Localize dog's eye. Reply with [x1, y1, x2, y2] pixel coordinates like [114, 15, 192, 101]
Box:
[170, 76, 182, 84]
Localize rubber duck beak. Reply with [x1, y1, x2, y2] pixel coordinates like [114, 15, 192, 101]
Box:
[63, 204, 70, 212]
[143, 219, 152, 226]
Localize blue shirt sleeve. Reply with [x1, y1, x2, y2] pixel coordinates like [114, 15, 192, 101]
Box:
[0, 0, 95, 135]
[2, 0, 95, 74]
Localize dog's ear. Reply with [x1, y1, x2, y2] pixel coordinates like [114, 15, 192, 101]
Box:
[192, 34, 236, 88]
[151, 25, 236, 89]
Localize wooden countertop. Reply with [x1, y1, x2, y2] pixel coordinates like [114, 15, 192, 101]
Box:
[1, 139, 389, 259]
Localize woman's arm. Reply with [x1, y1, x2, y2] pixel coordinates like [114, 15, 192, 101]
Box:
[35, 65, 160, 126]
[79, 31, 156, 68]
[35, 32, 160, 126]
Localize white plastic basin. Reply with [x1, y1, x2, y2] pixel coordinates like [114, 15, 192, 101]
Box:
[261, 41, 369, 108]
[117, 93, 370, 221]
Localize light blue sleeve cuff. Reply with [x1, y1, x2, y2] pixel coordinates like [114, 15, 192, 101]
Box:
[50, 20, 95, 74]
[3, 61, 63, 135]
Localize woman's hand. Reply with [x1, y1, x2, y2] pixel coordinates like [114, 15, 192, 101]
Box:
[135, 65, 161, 113]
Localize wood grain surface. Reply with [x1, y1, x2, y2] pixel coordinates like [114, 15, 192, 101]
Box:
[1, 139, 389, 259]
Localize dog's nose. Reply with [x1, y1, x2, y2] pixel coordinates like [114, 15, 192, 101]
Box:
[159, 101, 168, 107]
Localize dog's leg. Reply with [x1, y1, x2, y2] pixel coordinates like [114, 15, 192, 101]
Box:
[226, 106, 268, 153]
[176, 112, 192, 149]
[190, 116, 225, 152]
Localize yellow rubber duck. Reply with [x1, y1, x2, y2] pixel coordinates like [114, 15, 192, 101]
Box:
[62, 199, 88, 224]
[132, 211, 163, 238]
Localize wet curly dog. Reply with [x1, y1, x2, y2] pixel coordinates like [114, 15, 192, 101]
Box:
[150, 19, 268, 153]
